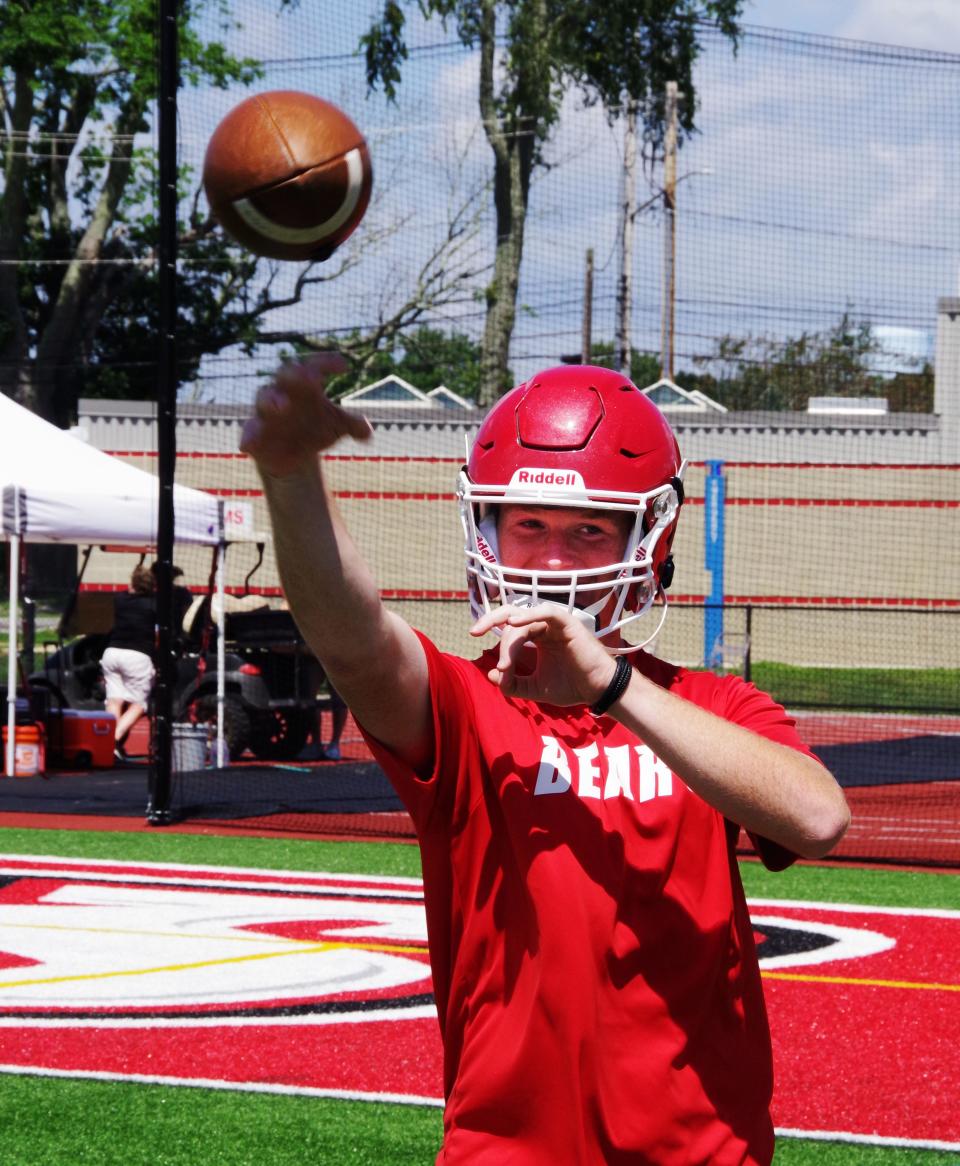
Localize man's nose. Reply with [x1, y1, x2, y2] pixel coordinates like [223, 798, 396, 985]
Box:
[542, 534, 575, 570]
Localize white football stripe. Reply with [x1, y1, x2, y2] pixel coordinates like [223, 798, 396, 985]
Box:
[231, 147, 364, 244]
[0, 853, 423, 886]
[0, 1005, 440, 1029]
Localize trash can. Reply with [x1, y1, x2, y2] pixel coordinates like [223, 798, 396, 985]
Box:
[171, 723, 208, 772]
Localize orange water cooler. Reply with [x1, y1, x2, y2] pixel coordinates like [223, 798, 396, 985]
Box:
[2, 723, 46, 777]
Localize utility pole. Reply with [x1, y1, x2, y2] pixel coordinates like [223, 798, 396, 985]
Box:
[581, 248, 594, 363]
[661, 82, 679, 381]
[615, 100, 637, 377]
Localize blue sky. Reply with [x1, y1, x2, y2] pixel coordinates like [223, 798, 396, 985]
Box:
[745, 0, 960, 50]
[187, 1, 960, 398]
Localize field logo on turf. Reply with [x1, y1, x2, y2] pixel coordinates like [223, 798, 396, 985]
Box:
[0, 857, 895, 1027]
[0, 858, 434, 1024]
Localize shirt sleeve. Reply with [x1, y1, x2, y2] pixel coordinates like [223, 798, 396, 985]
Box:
[715, 674, 825, 871]
[357, 631, 478, 831]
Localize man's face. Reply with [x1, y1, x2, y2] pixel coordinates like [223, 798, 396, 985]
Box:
[496, 505, 633, 602]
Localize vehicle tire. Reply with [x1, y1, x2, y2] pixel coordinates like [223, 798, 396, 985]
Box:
[186, 694, 251, 760]
[249, 708, 311, 761]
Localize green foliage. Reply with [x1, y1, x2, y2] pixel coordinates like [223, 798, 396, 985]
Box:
[305, 325, 490, 402]
[885, 364, 935, 412]
[364, 1, 744, 147]
[363, 2, 743, 402]
[0, 0, 265, 419]
[78, 202, 264, 401]
[684, 312, 933, 413]
[587, 342, 663, 387]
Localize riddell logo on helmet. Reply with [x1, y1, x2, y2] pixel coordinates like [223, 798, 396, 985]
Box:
[509, 468, 585, 489]
[476, 529, 497, 563]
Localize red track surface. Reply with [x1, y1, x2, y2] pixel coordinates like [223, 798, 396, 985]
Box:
[3, 712, 958, 863]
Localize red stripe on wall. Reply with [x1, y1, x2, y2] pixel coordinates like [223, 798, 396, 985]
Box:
[193, 488, 958, 508]
[75, 583, 959, 608]
[102, 451, 959, 472]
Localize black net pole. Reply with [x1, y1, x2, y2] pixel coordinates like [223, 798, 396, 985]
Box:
[147, 0, 180, 825]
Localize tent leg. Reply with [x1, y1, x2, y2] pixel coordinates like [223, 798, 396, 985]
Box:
[5, 534, 20, 777]
[216, 541, 226, 767]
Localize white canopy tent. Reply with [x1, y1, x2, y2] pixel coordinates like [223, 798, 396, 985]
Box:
[1, 393, 232, 777]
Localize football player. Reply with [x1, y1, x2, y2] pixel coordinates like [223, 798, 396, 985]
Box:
[242, 356, 849, 1165]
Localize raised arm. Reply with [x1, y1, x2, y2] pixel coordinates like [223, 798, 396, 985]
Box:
[240, 354, 433, 772]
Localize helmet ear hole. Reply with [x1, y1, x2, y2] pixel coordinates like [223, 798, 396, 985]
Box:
[660, 554, 675, 591]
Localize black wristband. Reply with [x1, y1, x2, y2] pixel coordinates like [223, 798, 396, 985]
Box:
[589, 655, 633, 718]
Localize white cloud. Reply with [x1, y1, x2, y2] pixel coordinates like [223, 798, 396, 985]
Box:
[838, 0, 960, 52]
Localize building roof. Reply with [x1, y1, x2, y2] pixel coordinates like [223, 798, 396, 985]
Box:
[337, 375, 476, 411]
[339, 374, 434, 408]
[640, 377, 728, 413]
[426, 384, 476, 410]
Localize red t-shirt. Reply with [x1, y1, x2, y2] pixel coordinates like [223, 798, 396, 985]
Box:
[363, 636, 818, 1165]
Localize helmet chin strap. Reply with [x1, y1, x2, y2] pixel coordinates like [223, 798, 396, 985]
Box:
[505, 591, 669, 656]
[612, 587, 670, 656]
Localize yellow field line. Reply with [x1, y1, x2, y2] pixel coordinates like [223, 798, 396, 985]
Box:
[762, 970, 960, 992]
[0, 940, 427, 991]
[8, 937, 948, 995]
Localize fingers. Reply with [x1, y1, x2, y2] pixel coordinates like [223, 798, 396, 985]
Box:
[485, 624, 534, 696]
[470, 602, 557, 640]
[303, 350, 350, 377]
[240, 353, 372, 472]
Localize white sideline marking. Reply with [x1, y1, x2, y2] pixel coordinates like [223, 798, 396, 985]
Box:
[1, 1067, 957, 1150]
[776, 1126, 960, 1153]
[0, 1063, 443, 1107]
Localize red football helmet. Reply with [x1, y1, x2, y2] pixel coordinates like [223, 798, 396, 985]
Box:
[457, 365, 686, 649]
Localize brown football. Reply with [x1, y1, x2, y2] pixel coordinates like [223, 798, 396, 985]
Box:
[202, 90, 373, 261]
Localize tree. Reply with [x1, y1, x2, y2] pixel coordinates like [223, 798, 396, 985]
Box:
[0, 0, 489, 426]
[586, 342, 661, 388]
[885, 365, 934, 413]
[689, 314, 888, 411]
[0, 0, 267, 422]
[363, 0, 742, 405]
[391, 325, 488, 399]
[313, 325, 488, 401]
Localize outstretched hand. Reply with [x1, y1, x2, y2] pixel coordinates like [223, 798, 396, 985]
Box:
[240, 352, 373, 477]
[470, 602, 621, 710]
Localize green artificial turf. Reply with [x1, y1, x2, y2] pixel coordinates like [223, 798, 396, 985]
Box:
[739, 857, 960, 911]
[0, 826, 425, 879]
[774, 1139, 959, 1166]
[0, 1074, 954, 1166]
[1, 826, 955, 908]
[0, 1076, 444, 1166]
